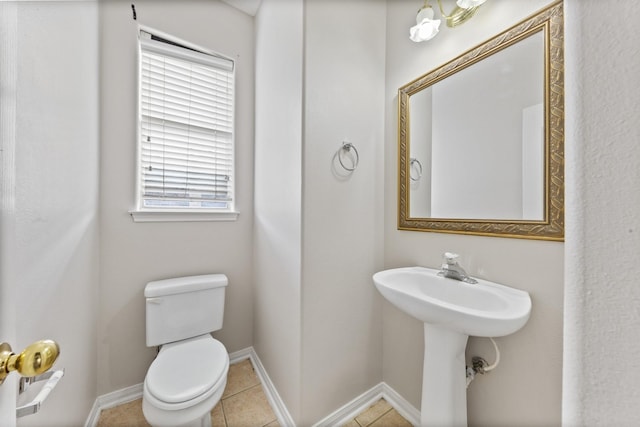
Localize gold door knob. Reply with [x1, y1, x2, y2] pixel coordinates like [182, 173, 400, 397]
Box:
[0, 340, 60, 385]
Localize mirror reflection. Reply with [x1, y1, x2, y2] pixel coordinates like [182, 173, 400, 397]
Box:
[409, 31, 544, 220]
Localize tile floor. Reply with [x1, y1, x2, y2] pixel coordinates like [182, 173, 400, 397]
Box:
[96, 358, 411, 427]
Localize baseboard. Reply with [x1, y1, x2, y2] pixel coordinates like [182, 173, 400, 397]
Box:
[311, 382, 420, 427]
[380, 383, 420, 426]
[85, 347, 295, 427]
[84, 383, 143, 427]
[311, 384, 384, 427]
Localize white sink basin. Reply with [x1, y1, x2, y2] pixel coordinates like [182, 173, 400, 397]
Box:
[374, 265, 532, 426]
[373, 266, 531, 337]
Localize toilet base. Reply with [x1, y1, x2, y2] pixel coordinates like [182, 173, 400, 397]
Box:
[201, 413, 212, 427]
[146, 411, 212, 427]
[172, 412, 211, 427]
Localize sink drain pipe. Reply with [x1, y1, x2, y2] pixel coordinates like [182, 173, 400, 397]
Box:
[466, 337, 500, 388]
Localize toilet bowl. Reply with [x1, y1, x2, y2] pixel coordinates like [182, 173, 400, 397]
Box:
[142, 274, 229, 427]
[143, 335, 229, 427]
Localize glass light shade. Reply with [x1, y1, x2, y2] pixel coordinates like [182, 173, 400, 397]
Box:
[456, 0, 488, 9]
[409, 6, 441, 42]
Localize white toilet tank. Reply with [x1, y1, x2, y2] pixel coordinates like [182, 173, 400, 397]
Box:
[145, 274, 228, 347]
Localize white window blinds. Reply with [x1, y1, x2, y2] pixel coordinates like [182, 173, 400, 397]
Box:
[138, 31, 235, 212]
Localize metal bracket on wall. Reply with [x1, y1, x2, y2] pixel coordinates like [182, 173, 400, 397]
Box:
[337, 140, 359, 172]
[16, 369, 65, 418]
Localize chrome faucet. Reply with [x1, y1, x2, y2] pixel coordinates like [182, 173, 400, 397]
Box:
[438, 252, 478, 284]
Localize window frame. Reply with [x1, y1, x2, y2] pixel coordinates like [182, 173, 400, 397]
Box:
[130, 25, 239, 223]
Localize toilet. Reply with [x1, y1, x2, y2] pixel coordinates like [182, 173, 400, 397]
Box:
[142, 274, 229, 427]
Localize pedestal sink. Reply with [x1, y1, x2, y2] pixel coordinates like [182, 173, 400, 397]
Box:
[373, 266, 531, 427]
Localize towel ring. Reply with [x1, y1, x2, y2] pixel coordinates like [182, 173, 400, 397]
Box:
[338, 141, 359, 172]
[410, 157, 423, 181]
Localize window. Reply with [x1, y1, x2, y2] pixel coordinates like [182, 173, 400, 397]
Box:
[131, 29, 237, 222]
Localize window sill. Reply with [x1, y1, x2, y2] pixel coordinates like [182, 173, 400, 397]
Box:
[129, 209, 239, 223]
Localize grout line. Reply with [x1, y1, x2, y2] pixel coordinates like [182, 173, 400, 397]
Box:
[220, 400, 229, 427]
[366, 406, 393, 427]
[221, 382, 261, 400]
[260, 418, 278, 427]
[221, 360, 261, 400]
[221, 382, 275, 427]
[356, 399, 395, 427]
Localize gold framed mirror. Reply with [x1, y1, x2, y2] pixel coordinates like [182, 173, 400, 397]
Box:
[398, 1, 564, 241]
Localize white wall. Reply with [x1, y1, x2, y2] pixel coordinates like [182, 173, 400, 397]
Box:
[563, 0, 640, 425]
[254, 0, 386, 424]
[384, 1, 563, 425]
[6, 2, 100, 425]
[301, 0, 386, 423]
[98, 0, 255, 395]
[254, 0, 303, 421]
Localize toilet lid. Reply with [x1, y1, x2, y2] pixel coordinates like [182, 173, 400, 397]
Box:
[146, 335, 228, 404]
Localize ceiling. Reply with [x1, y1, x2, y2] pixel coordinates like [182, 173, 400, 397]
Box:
[220, 0, 262, 16]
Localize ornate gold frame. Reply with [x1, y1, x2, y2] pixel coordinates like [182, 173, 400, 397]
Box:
[398, 1, 564, 241]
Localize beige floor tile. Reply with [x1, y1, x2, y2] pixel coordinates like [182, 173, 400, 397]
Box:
[354, 399, 392, 426]
[223, 358, 261, 398]
[368, 409, 413, 427]
[96, 399, 150, 427]
[222, 384, 277, 427]
[341, 419, 361, 427]
[211, 401, 226, 427]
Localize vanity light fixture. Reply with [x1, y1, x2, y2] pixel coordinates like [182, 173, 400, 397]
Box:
[410, 0, 488, 43]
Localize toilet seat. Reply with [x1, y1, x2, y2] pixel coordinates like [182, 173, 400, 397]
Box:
[145, 334, 228, 408]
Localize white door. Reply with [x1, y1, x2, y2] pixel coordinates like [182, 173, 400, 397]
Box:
[0, 242, 18, 427]
[0, 1, 19, 425]
[2, 1, 99, 424]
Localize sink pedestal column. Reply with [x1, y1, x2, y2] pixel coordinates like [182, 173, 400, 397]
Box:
[421, 323, 469, 427]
